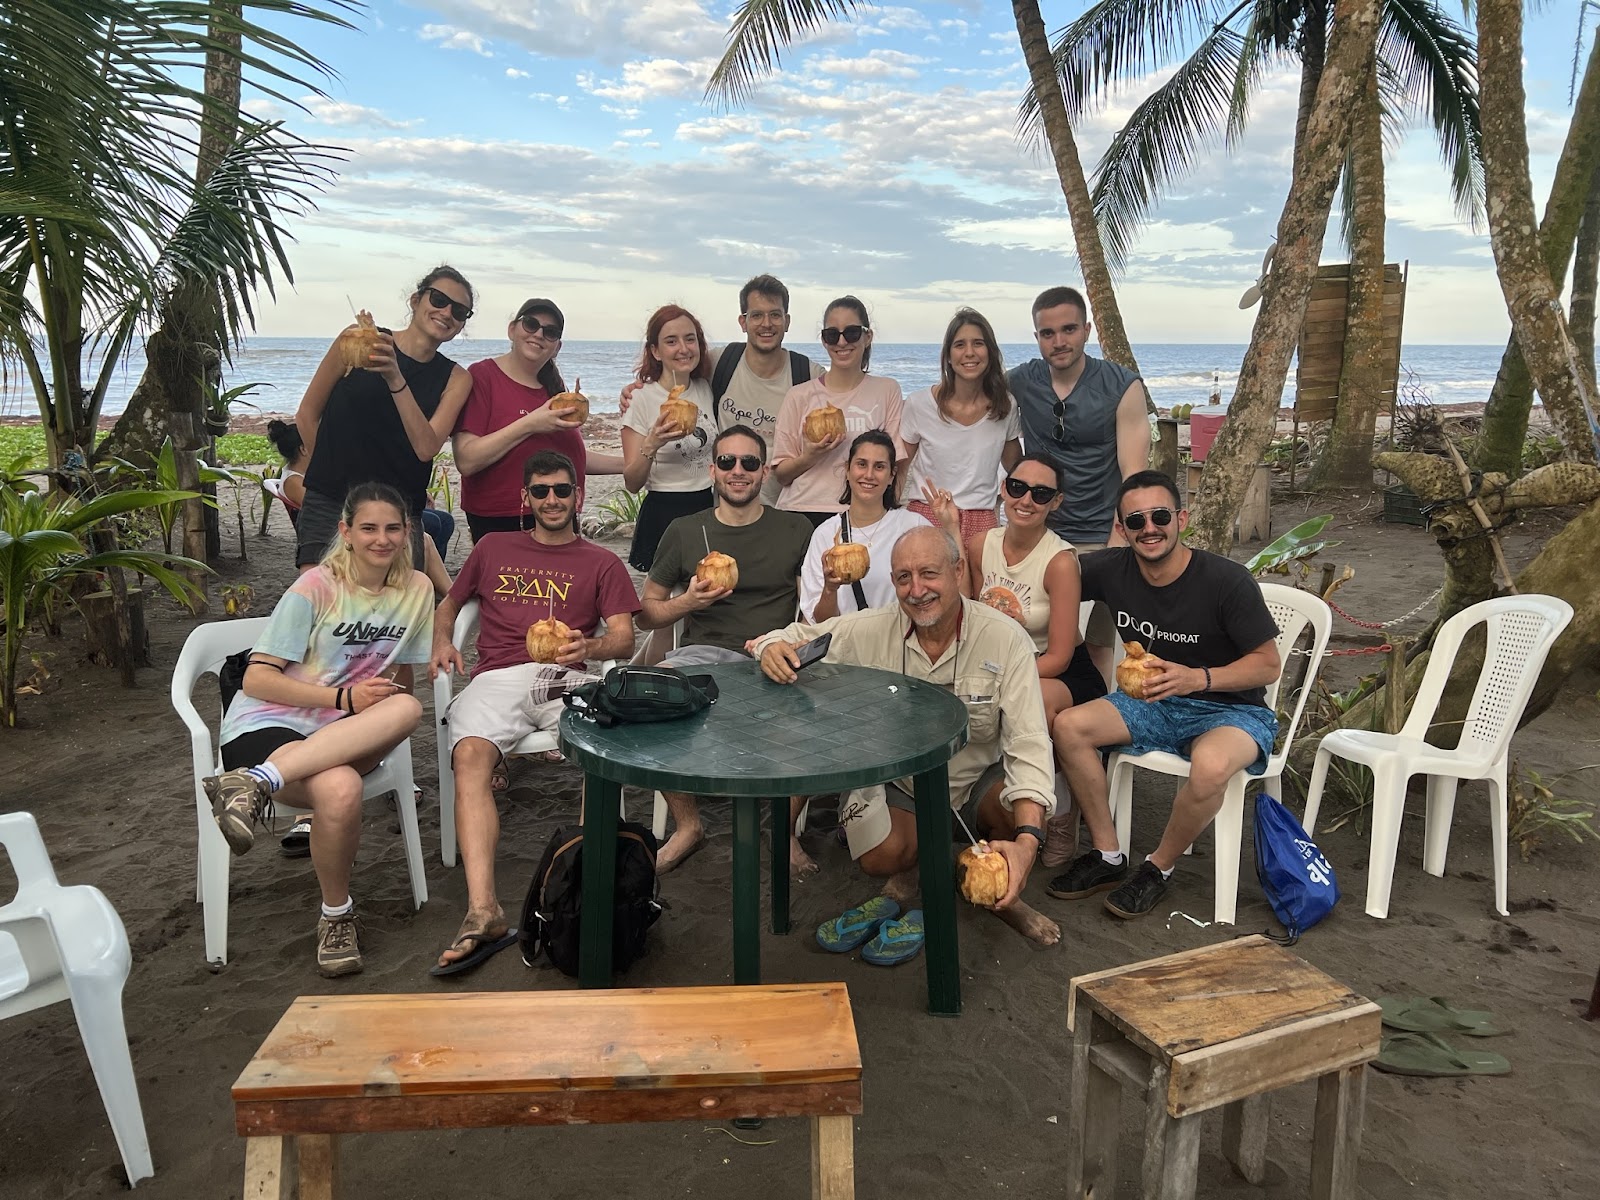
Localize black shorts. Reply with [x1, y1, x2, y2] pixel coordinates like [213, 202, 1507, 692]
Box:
[220, 725, 305, 770]
[628, 488, 713, 572]
[1060, 643, 1109, 707]
[465, 511, 528, 542]
[296, 488, 425, 568]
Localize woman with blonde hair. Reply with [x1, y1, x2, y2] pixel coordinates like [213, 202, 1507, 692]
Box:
[203, 482, 433, 979]
[898, 307, 1021, 541]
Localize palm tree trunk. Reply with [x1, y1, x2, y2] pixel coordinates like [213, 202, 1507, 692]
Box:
[1475, 0, 1600, 466]
[1568, 163, 1599, 384]
[1293, 0, 1327, 154]
[1186, 0, 1381, 551]
[1010, 0, 1148, 406]
[1310, 65, 1385, 489]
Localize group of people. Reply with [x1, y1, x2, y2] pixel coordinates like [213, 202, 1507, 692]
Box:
[200, 269, 1284, 980]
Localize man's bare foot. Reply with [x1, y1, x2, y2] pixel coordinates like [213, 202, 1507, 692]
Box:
[656, 826, 706, 874]
[881, 867, 919, 907]
[435, 904, 508, 970]
[790, 839, 820, 879]
[992, 900, 1060, 946]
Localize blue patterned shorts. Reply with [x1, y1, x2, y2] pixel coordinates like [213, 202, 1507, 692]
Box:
[1104, 693, 1278, 776]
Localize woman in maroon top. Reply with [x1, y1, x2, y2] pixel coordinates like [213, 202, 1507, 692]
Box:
[452, 298, 621, 542]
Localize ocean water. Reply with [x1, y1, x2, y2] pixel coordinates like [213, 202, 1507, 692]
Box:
[0, 338, 1507, 421]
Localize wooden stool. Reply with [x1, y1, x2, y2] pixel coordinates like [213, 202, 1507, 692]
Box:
[232, 984, 862, 1199]
[1065, 936, 1379, 1200]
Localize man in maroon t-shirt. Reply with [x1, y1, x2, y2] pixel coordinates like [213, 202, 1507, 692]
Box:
[429, 449, 640, 975]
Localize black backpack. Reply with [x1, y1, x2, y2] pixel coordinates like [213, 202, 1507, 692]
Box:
[519, 821, 662, 977]
[562, 665, 718, 728]
[711, 343, 813, 416]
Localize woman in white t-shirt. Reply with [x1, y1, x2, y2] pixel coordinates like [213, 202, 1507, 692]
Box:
[621, 304, 718, 570]
[899, 307, 1022, 543]
[771, 295, 905, 526]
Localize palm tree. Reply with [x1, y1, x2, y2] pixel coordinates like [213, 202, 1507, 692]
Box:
[0, 0, 352, 470]
[704, 1, 1151, 389]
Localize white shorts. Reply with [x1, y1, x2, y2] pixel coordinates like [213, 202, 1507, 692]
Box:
[838, 760, 1006, 860]
[446, 663, 570, 757]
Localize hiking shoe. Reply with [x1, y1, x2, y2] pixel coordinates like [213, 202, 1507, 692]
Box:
[1046, 850, 1129, 899]
[816, 896, 901, 953]
[315, 910, 363, 977]
[1104, 861, 1171, 919]
[861, 910, 924, 966]
[205, 769, 273, 856]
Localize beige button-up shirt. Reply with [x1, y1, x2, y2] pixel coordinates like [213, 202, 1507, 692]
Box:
[751, 598, 1055, 815]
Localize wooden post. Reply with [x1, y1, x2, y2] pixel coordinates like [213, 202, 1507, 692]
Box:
[1238, 465, 1272, 543]
[1221, 1094, 1270, 1183]
[810, 1114, 855, 1200]
[1310, 1065, 1367, 1200]
[1384, 637, 1410, 734]
[1153, 418, 1180, 479]
[242, 1137, 289, 1200]
[295, 1134, 340, 1200]
[79, 588, 150, 672]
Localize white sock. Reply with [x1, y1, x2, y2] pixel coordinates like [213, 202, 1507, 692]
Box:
[244, 762, 285, 793]
[321, 897, 353, 919]
[1099, 849, 1125, 865]
[1146, 856, 1174, 879]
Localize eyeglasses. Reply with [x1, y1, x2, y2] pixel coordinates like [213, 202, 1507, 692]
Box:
[1120, 507, 1175, 531]
[820, 324, 867, 346]
[422, 286, 473, 322]
[518, 315, 561, 339]
[1003, 477, 1060, 505]
[742, 308, 786, 324]
[714, 453, 764, 472]
[526, 483, 575, 499]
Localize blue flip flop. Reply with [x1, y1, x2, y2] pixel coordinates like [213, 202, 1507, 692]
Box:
[429, 927, 519, 977]
[816, 896, 901, 953]
[862, 910, 924, 966]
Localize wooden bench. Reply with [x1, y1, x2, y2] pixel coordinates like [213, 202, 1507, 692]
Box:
[232, 983, 863, 1199]
[1065, 936, 1380, 1200]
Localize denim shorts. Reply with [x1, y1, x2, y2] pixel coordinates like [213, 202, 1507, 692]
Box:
[1104, 692, 1278, 776]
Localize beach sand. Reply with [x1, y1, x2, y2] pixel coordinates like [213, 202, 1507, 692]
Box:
[1, 424, 1596, 1199]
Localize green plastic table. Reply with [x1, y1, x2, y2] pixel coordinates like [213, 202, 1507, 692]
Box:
[559, 660, 970, 1015]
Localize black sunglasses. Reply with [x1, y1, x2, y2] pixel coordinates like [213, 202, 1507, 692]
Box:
[518, 314, 562, 339]
[714, 453, 764, 472]
[1051, 398, 1066, 442]
[820, 324, 867, 346]
[1003, 477, 1061, 505]
[1120, 507, 1175, 531]
[422, 286, 473, 322]
[526, 482, 575, 499]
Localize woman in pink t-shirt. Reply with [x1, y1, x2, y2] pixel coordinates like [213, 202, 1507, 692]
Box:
[771, 295, 905, 527]
[453, 298, 622, 542]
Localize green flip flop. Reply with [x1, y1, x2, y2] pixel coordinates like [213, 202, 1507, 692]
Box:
[1373, 1031, 1511, 1077]
[1378, 996, 1508, 1037]
[816, 896, 901, 953]
[861, 910, 925, 967]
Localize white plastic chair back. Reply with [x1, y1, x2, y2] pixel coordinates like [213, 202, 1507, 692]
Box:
[0, 812, 153, 1185]
[170, 619, 427, 964]
[1257, 583, 1334, 772]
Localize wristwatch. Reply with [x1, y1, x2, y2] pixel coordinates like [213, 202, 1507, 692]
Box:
[1012, 824, 1046, 848]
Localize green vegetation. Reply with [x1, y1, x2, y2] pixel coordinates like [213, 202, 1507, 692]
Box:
[0, 426, 277, 470]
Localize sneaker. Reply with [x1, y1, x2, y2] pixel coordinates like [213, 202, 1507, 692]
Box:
[1104, 861, 1171, 919]
[204, 769, 273, 856]
[1046, 850, 1129, 900]
[315, 910, 363, 977]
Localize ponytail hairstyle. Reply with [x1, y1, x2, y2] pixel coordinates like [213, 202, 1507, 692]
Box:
[823, 295, 873, 370]
[408, 265, 476, 329]
[266, 418, 304, 466]
[513, 298, 568, 394]
[321, 482, 414, 590]
[837, 428, 900, 509]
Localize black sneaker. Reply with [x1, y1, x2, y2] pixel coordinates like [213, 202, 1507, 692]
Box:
[1104, 861, 1171, 919]
[1046, 850, 1129, 899]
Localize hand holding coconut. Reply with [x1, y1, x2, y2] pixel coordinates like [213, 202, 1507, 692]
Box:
[335, 311, 386, 377]
[1116, 641, 1207, 701]
[822, 531, 869, 587]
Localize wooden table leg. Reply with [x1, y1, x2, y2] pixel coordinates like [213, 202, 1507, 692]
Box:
[1141, 1061, 1199, 1200]
[810, 1113, 855, 1200]
[578, 772, 621, 988]
[295, 1134, 340, 1200]
[1221, 1093, 1269, 1184]
[770, 796, 791, 935]
[912, 763, 960, 1016]
[1066, 1011, 1122, 1200]
[732, 796, 762, 985]
[242, 1136, 288, 1200]
[1310, 1064, 1367, 1200]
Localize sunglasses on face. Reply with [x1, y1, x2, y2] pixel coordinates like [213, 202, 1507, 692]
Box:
[714, 453, 764, 472]
[422, 286, 473, 322]
[518, 315, 562, 339]
[526, 483, 575, 499]
[820, 324, 867, 346]
[1120, 507, 1175, 531]
[1003, 477, 1061, 505]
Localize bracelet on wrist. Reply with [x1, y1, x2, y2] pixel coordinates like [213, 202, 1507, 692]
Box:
[389, 380, 408, 394]
[1202, 667, 1212, 693]
[334, 686, 346, 712]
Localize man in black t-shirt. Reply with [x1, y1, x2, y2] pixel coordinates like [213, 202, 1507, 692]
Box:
[1046, 471, 1282, 918]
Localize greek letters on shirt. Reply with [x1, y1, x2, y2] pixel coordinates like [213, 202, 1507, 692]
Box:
[491, 567, 577, 605]
[1114, 609, 1201, 646]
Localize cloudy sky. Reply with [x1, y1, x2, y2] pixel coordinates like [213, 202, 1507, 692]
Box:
[246, 1, 1591, 347]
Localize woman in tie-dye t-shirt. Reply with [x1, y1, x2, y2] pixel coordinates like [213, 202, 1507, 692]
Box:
[202, 482, 433, 978]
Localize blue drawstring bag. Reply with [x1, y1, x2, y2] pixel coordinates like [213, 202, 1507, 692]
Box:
[1254, 795, 1340, 942]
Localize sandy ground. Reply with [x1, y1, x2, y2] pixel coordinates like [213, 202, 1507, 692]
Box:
[1, 422, 1597, 1199]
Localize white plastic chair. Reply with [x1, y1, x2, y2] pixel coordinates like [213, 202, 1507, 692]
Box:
[432, 600, 648, 865]
[1105, 582, 1333, 925]
[1302, 594, 1573, 919]
[0, 812, 153, 1186]
[171, 619, 429, 964]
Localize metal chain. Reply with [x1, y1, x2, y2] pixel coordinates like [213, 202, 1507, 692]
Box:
[1325, 584, 1443, 632]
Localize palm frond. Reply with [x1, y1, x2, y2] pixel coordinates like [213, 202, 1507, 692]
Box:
[705, 0, 869, 108]
[1088, 25, 1248, 276]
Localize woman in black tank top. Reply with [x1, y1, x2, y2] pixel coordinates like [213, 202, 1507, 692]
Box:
[295, 266, 475, 587]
